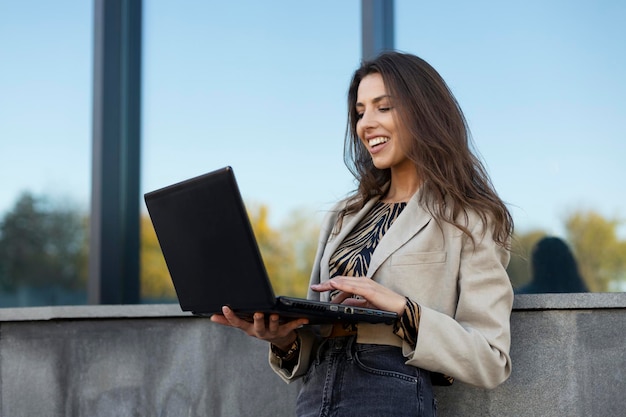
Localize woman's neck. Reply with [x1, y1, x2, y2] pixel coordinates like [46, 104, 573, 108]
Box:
[382, 168, 421, 203]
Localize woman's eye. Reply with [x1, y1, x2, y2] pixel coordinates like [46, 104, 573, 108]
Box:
[379, 107, 391, 112]
[356, 113, 364, 120]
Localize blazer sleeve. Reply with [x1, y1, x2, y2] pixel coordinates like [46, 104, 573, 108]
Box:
[268, 327, 319, 383]
[404, 215, 514, 389]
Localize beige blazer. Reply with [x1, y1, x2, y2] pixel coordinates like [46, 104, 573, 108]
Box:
[270, 189, 513, 389]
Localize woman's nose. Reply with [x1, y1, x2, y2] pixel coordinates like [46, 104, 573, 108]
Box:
[359, 109, 378, 129]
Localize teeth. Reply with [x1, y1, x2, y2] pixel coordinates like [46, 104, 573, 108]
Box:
[369, 137, 389, 147]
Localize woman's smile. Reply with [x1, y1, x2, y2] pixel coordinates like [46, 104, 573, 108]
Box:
[368, 136, 390, 153]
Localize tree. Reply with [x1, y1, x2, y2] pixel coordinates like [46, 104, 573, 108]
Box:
[565, 210, 626, 292]
[277, 208, 320, 297]
[247, 204, 320, 298]
[507, 229, 547, 289]
[140, 213, 176, 300]
[0, 192, 87, 292]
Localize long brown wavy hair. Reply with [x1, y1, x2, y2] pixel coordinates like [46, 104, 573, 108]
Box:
[342, 51, 513, 247]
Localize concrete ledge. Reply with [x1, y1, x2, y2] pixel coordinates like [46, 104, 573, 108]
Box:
[513, 292, 626, 310]
[0, 303, 190, 322]
[1, 292, 624, 322]
[1, 293, 625, 416]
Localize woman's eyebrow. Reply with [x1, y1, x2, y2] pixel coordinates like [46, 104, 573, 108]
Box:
[355, 94, 391, 108]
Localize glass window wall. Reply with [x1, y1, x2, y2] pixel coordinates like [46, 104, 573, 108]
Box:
[141, 0, 361, 301]
[0, 1, 92, 306]
[396, 0, 626, 293]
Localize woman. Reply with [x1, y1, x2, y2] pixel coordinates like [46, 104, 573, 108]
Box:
[211, 51, 514, 416]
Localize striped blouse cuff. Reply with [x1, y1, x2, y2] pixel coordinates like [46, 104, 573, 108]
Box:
[393, 297, 420, 348]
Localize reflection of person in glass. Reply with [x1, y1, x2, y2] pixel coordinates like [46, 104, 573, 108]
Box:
[516, 236, 588, 294]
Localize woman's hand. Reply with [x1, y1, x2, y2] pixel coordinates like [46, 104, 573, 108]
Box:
[311, 276, 406, 316]
[210, 306, 309, 351]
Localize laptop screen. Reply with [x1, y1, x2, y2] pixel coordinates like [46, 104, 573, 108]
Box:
[144, 167, 277, 314]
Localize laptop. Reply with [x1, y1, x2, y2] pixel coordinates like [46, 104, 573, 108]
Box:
[144, 166, 397, 325]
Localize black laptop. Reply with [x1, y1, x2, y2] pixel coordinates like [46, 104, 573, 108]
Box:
[144, 166, 397, 324]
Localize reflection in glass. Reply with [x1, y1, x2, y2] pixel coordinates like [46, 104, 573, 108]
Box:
[0, 193, 88, 306]
[395, 1, 626, 293]
[0, 3, 91, 307]
[141, 2, 360, 302]
[516, 236, 588, 294]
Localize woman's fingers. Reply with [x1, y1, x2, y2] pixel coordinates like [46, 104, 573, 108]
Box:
[311, 277, 405, 314]
[329, 290, 352, 304]
[211, 307, 308, 345]
[340, 297, 374, 309]
[221, 306, 249, 328]
[267, 313, 281, 333]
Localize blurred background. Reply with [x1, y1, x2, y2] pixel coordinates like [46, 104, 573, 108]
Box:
[1, 0, 624, 307]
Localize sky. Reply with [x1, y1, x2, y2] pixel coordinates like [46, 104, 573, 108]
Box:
[1, 0, 625, 239]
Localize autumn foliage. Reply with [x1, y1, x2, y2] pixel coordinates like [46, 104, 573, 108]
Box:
[139, 203, 320, 300]
[1, 193, 625, 307]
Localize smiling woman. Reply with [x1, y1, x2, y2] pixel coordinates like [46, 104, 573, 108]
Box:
[354, 73, 416, 181]
[211, 51, 515, 416]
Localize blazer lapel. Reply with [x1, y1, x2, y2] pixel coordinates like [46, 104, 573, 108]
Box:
[366, 191, 433, 278]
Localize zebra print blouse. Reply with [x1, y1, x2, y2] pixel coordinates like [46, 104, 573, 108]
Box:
[327, 201, 419, 343]
[324, 200, 453, 385]
[328, 201, 407, 279]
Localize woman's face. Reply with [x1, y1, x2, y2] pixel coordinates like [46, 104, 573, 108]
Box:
[355, 73, 412, 172]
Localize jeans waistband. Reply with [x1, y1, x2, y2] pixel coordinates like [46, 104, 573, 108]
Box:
[315, 336, 357, 363]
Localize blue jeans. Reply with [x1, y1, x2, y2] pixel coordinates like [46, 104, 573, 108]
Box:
[296, 336, 437, 417]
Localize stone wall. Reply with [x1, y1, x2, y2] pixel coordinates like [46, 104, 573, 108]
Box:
[1, 293, 624, 416]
